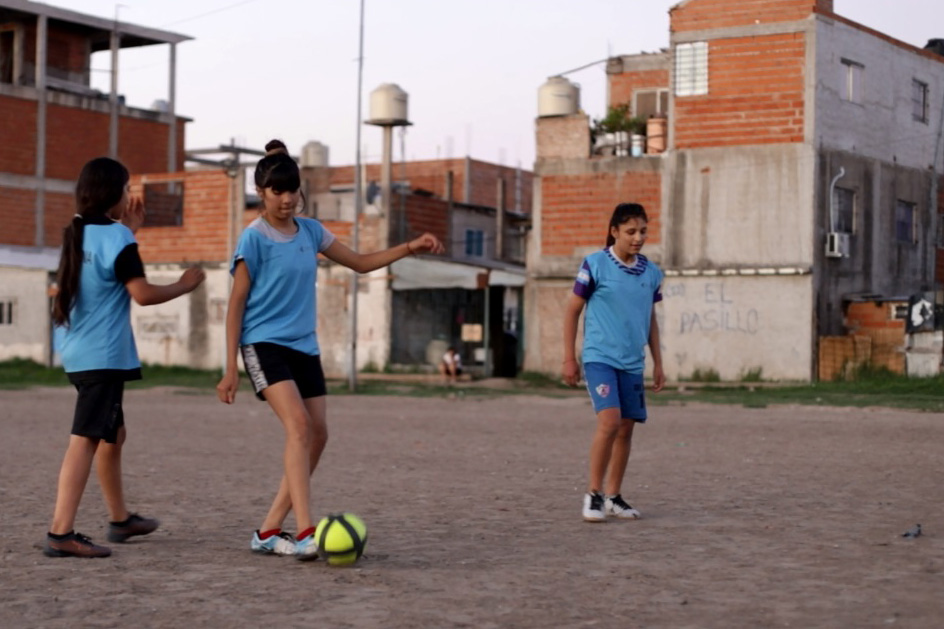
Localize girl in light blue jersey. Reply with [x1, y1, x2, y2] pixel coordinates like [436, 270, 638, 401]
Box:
[45, 157, 205, 558]
[562, 203, 664, 523]
[216, 140, 444, 560]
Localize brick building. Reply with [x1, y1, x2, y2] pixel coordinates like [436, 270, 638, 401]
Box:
[526, 0, 944, 381]
[0, 0, 189, 364]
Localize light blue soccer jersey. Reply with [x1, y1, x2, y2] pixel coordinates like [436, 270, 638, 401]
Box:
[60, 221, 141, 373]
[572, 248, 663, 373]
[232, 216, 335, 355]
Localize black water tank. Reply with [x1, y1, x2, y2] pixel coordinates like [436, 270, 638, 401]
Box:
[925, 39, 944, 57]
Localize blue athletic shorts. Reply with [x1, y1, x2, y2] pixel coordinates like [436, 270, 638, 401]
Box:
[583, 362, 647, 422]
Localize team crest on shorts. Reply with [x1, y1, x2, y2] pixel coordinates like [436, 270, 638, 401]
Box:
[595, 383, 610, 398]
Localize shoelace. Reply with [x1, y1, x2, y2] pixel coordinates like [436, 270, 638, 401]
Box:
[590, 494, 605, 510]
[72, 532, 96, 546]
[610, 495, 633, 510]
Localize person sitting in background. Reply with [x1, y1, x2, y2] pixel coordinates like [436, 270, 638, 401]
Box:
[439, 347, 463, 384]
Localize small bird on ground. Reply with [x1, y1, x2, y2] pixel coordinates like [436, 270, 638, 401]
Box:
[902, 524, 922, 538]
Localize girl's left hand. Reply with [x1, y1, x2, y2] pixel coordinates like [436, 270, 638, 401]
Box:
[652, 364, 665, 393]
[409, 233, 445, 255]
[121, 196, 146, 233]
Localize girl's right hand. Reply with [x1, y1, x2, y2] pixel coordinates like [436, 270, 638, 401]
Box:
[179, 266, 206, 292]
[562, 358, 580, 386]
[217, 370, 239, 404]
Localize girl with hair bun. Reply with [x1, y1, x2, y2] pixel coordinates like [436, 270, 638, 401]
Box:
[217, 139, 444, 560]
[45, 157, 205, 558]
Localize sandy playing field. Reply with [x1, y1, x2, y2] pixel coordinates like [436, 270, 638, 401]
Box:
[1, 387, 942, 628]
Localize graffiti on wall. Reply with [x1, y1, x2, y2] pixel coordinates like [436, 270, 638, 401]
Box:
[665, 282, 760, 335]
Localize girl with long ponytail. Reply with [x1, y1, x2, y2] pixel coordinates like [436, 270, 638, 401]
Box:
[44, 157, 206, 558]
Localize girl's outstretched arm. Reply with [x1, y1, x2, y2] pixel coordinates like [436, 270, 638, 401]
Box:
[322, 233, 444, 273]
[562, 293, 586, 386]
[125, 266, 205, 306]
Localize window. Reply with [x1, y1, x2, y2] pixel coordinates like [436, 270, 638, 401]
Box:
[840, 59, 863, 103]
[464, 229, 484, 257]
[142, 180, 184, 227]
[912, 79, 929, 123]
[832, 187, 856, 233]
[895, 200, 916, 244]
[633, 88, 669, 119]
[0, 299, 14, 325]
[675, 42, 708, 97]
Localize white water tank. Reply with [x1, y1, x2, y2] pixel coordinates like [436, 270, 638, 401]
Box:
[300, 141, 329, 168]
[368, 83, 410, 125]
[537, 76, 580, 117]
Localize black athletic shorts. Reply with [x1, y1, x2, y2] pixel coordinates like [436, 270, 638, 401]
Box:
[240, 342, 327, 401]
[67, 374, 134, 443]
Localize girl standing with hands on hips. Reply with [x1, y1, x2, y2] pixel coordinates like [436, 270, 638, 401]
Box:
[216, 140, 444, 560]
[562, 203, 664, 523]
[45, 157, 205, 557]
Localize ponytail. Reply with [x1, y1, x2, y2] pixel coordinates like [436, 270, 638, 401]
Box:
[52, 157, 130, 326]
[52, 215, 85, 327]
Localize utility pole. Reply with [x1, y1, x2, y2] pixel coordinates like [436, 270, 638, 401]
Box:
[349, 0, 366, 392]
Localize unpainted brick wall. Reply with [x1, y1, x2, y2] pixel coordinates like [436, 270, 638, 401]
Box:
[540, 170, 662, 256]
[670, 0, 832, 32]
[673, 33, 806, 148]
[608, 69, 670, 111]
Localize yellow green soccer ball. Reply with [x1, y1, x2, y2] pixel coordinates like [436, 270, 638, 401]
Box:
[315, 513, 368, 566]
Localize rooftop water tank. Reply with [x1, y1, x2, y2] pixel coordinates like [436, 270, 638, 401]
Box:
[368, 83, 409, 125]
[537, 76, 580, 117]
[300, 141, 329, 168]
[925, 38, 944, 57]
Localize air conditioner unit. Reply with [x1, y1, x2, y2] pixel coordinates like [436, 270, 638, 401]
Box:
[825, 232, 850, 258]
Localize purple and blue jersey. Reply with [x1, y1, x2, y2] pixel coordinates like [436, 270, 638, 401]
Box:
[573, 248, 663, 374]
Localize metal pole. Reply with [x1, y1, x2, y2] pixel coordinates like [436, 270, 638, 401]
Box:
[348, 0, 365, 392]
[109, 15, 120, 159]
[167, 43, 177, 172]
[33, 14, 47, 248]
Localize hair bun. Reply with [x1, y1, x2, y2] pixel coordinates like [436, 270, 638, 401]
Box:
[264, 139, 288, 157]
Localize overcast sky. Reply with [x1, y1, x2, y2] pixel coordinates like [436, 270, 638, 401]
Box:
[44, 0, 944, 169]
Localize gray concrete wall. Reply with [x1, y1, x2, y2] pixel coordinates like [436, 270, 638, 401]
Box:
[660, 274, 813, 381]
[814, 20, 944, 169]
[666, 144, 816, 269]
[0, 267, 52, 364]
[813, 150, 937, 335]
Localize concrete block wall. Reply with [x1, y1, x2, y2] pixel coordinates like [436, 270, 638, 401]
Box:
[535, 114, 590, 161]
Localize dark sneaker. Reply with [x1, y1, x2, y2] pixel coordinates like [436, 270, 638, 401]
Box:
[605, 494, 641, 519]
[582, 492, 606, 522]
[107, 513, 160, 543]
[44, 532, 112, 558]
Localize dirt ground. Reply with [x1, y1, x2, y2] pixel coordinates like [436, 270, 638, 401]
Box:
[1, 387, 943, 629]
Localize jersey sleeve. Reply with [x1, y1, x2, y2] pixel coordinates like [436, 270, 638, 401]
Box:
[115, 243, 146, 284]
[573, 259, 595, 300]
[652, 265, 664, 303]
[318, 224, 336, 252]
[231, 229, 259, 278]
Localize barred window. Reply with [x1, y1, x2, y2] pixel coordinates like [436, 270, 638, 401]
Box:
[675, 42, 708, 97]
[912, 79, 929, 123]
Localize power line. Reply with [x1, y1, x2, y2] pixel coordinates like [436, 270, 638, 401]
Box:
[160, 0, 265, 28]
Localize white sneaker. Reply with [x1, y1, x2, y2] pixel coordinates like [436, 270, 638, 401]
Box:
[582, 492, 606, 522]
[605, 494, 641, 519]
[295, 532, 320, 561]
[250, 530, 296, 555]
